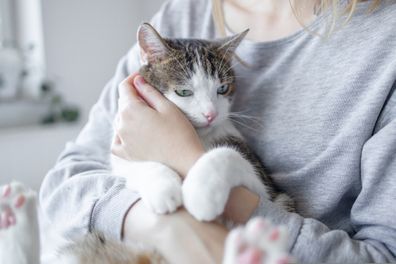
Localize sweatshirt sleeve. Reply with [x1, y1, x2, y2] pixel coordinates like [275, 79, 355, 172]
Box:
[251, 84, 396, 263]
[39, 47, 139, 241]
[39, 1, 173, 241]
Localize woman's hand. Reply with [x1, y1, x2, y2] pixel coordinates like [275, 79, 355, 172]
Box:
[112, 74, 204, 177]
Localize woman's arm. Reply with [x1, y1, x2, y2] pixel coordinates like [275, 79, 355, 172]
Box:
[123, 201, 228, 264]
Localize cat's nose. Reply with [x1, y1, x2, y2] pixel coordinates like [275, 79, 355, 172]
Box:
[204, 111, 218, 123]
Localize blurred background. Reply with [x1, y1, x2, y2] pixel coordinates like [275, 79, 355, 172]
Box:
[0, 0, 165, 190]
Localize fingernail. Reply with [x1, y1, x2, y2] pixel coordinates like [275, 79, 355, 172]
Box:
[134, 76, 146, 89]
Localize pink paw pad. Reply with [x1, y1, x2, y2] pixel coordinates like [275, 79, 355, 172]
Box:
[2, 185, 11, 198]
[269, 228, 280, 241]
[0, 208, 16, 228]
[224, 218, 292, 264]
[0, 186, 25, 229]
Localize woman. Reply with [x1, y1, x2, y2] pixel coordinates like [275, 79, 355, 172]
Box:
[40, 0, 396, 263]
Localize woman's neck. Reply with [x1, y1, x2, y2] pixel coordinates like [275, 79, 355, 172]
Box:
[223, 0, 317, 42]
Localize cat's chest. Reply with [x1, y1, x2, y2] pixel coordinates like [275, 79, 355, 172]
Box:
[197, 122, 243, 150]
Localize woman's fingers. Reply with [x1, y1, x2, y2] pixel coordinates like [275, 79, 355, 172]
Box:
[118, 73, 145, 108]
[118, 73, 168, 113]
[134, 75, 168, 112]
[111, 137, 127, 158]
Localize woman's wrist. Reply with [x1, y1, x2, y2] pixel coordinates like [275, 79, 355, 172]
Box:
[174, 146, 205, 178]
[223, 186, 260, 224]
[122, 200, 161, 243]
[123, 201, 228, 264]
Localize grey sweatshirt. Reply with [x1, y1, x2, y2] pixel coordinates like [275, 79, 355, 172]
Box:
[39, 0, 396, 262]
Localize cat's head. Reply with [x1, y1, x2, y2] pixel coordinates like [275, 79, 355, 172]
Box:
[137, 23, 248, 130]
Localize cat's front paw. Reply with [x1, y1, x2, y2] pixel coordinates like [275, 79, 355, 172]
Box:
[0, 182, 40, 264]
[134, 164, 183, 214]
[182, 155, 231, 221]
[223, 217, 292, 264]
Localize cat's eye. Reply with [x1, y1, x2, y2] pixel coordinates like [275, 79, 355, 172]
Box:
[175, 89, 194, 97]
[217, 84, 230, 95]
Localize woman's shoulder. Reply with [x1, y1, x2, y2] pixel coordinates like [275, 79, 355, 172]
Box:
[353, 1, 396, 31]
[150, 0, 215, 39]
[337, 1, 396, 50]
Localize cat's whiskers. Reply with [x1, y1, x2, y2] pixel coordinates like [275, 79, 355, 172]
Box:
[228, 112, 265, 132]
[229, 113, 263, 124]
[229, 114, 264, 128]
[228, 117, 263, 133]
[229, 109, 255, 115]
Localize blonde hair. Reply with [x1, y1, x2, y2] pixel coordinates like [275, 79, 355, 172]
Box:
[212, 0, 381, 37]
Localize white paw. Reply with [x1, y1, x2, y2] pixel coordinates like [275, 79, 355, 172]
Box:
[137, 164, 183, 214]
[223, 217, 293, 264]
[182, 155, 231, 221]
[0, 182, 40, 264]
[183, 146, 265, 222]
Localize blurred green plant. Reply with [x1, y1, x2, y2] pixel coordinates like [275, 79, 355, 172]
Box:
[40, 80, 80, 125]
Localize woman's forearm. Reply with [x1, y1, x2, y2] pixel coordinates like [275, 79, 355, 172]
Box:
[123, 201, 228, 264]
[224, 187, 260, 224]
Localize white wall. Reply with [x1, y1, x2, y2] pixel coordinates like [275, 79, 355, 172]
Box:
[42, 0, 165, 120]
[0, 125, 80, 190]
[0, 0, 165, 190]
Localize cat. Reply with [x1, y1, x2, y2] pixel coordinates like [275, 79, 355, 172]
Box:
[111, 23, 294, 222]
[0, 24, 294, 264]
[62, 23, 294, 263]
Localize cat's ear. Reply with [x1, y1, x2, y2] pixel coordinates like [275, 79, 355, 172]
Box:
[137, 23, 169, 64]
[217, 29, 249, 54]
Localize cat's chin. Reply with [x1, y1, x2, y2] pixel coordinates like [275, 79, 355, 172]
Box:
[195, 124, 215, 134]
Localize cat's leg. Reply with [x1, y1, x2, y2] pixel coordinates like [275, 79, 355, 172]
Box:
[112, 155, 183, 214]
[182, 147, 269, 221]
[0, 182, 40, 264]
[134, 162, 183, 214]
[223, 217, 292, 264]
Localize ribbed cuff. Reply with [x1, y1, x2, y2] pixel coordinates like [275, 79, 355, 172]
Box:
[90, 185, 141, 241]
[251, 198, 303, 252]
